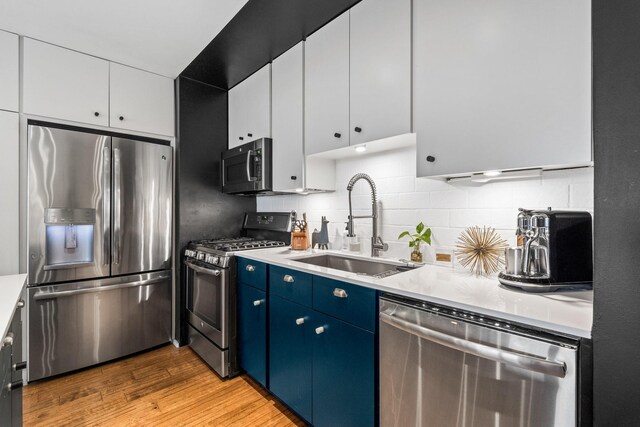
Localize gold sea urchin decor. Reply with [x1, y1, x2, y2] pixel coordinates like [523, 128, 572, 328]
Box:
[455, 226, 508, 276]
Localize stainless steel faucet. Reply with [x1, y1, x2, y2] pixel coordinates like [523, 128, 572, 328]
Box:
[346, 173, 388, 257]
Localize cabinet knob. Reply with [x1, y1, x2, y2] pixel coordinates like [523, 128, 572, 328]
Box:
[94, 112, 100, 117]
[247, 133, 253, 137]
[119, 116, 124, 121]
[332, 288, 348, 298]
[245, 264, 255, 272]
[354, 127, 362, 133]
[13, 361, 26, 372]
[2, 335, 13, 347]
[253, 300, 263, 307]
[283, 274, 295, 283]
[315, 326, 325, 335]
[334, 133, 341, 138]
[6, 380, 22, 391]
[17, 300, 25, 308]
[291, 176, 297, 180]
[426, 156, 436, 162]
[295, 317, 305, 325]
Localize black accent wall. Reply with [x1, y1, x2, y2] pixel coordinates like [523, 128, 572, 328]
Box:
[593, 1, 640, 424]
[180, 0, 360, 89]
[175, 76, 256, 343]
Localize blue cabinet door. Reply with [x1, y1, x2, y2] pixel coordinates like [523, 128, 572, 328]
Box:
[313, 312, 375, 427]
[237, 282, 267, 387]
[269, 295, 313, 423]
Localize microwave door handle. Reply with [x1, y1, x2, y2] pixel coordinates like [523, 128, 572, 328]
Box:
[246, 150, 254, 181]
[379, 312, 567, 378]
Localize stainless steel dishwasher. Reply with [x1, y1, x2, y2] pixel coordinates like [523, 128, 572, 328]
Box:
[379, 294, 579, 427]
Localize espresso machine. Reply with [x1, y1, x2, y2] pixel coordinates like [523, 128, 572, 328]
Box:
[498, 208, 593, 292]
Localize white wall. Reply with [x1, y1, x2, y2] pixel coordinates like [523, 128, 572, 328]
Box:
[257, 143, 594, 268]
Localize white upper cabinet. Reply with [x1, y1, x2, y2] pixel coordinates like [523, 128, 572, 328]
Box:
[272, 42, 304, 192]
[0, 31, 19, 112]
[228, 64, 271, 149]
[23, 38, 109, 126]
[0, 111, 19, 275]
[110, 63, 175, 136]
[305, 11, 350, 156]
[414, 0, 592, 177]
[349, 0, 411, 146]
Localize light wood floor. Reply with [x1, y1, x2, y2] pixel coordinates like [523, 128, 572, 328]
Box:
[24, 345, 306, 426]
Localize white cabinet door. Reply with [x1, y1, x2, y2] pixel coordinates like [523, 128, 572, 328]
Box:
[272, 43, 304, 192]
[414, 0, 592, 177]
[228, 64, 271, 149]
[0, 111, 18, 274]
[305, 11, 350, 155]
[349, 0, 411, 146]
[110, 63, 175, 136]
[23, 38, 109, 126]
[228, 80, 246, 148]
[0, 31, 19, 112]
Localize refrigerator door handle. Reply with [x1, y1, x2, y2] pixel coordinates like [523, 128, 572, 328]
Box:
[32, 273, 171, 300]
[103, 144, 111, 266]
[113, 147, 121, 265]
[379, 312, 567, 378]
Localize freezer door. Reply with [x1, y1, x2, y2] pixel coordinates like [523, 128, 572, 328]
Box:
[28, 126, 111, 285]
[27, 271, 171, 381]
[111, 138, 172, 276]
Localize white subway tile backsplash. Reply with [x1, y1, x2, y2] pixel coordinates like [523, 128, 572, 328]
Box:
[255, 147, 594, 264]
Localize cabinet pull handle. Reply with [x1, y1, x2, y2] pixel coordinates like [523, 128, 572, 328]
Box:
[426, 155, 436, 162]
[333, 288, 348, 298]
[334, 132, 341, 138]
[119, 116, 124, 121]
[245, 264, 256, 272]
[354, 127, 362, 133]
[296, 318, 305, 325]
[94, 112, 100, 117]
[6, 380, 23, 391]
[283, 274, 295, 283]
[17, 300, 25, 308]
[13, 361, 26, 372]
[253, 300, 263, 306]
[291, 176, 297, 180]
[2, 334, 13, 347]
[315, 326, 325, 335]
[239, 136, 244, 141]
[248, 133, 253, 137]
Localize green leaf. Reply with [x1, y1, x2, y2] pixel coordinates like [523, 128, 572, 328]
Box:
[398, 231, 410, 240]
[421, 234, 431, 245]
[409, 241, 415, 247]
[416, 222, 424, 234]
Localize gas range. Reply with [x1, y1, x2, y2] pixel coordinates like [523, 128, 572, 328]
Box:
[185, 237, 287, 268]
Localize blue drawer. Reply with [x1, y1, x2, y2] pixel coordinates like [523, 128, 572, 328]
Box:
[312, 276, 377, 332]
[269, 265, 313, 307]
[237, 258, 267, 291]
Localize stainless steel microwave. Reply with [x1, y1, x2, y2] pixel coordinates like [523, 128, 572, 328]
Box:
[222, 138, 272, 194]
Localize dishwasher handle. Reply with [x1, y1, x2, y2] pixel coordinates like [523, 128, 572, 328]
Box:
[379, 312, 567, 378]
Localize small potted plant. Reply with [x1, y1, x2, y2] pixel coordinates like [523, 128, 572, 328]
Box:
[398, 222, 432, 263]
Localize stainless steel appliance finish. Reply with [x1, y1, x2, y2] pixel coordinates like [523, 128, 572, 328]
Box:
[184, 212, 291, 378]
[293, 253, 420, 278]
[345, 173, 388, 257]
[111, 137, 172, 276]
[379, 295, 579, 427]
[28, 271, 171, 382]
[27, 124, 173, 381]
[222, 138, 272, 194]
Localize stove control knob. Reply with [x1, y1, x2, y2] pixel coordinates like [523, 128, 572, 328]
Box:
[205, 255, 215, 264]
[185, 250, 195, 258]
[212, 256, 220, 265]
[197, 252, 205, 261]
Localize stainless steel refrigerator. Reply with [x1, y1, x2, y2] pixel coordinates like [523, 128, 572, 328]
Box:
[26, 124, 173, 381]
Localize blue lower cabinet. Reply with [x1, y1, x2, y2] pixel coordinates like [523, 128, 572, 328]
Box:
[269, 296, 313, 423]
[312, 312, 375, 427]
[237, 282, 267, 387]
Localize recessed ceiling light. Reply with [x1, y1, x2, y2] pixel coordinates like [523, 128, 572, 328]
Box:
[355, 145, 366, 153]
[483, 170, 502, 177]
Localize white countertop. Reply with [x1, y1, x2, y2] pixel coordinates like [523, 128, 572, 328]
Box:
[236, 248, 593, 338]
[0, 274, 26, 338]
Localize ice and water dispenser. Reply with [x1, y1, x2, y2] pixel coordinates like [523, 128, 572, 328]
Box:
[43, 208, 96, 270]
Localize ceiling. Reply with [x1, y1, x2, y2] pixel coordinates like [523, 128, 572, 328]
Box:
[0, 0, 247, 78]
[180, 0, 361, 89]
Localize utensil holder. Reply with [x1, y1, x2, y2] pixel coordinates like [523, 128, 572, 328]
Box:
[291, 231, 310, 250]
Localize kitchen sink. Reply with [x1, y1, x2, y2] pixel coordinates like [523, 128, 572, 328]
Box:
[294, 254, 420, 278]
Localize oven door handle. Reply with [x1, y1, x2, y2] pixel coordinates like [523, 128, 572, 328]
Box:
[379, 312, 567, 378]
[185, 260, 222, 276]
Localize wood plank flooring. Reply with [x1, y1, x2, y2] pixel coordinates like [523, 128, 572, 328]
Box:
[23, 345, 306, 426]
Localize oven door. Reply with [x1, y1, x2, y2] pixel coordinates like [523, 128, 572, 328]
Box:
[185, 259, 228, 349]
